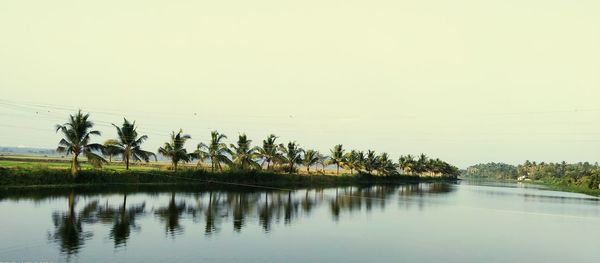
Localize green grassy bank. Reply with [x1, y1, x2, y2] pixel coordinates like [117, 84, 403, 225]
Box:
[0, 165, 455, 189]
[539, 178, 600, 197]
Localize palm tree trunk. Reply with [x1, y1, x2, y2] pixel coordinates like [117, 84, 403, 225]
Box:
[337, 164, 340, 175]
[71, 154, 78, 178]
[173, 161, 178, 171]
[126, 155, 130, 170]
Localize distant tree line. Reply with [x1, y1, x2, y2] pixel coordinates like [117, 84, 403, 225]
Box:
[55, 110, 459, 178]
[464, 161, 600, 190]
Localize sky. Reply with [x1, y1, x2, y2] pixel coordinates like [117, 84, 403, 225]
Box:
[1, 0, 599, 168]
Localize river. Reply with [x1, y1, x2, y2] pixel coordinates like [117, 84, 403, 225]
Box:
[0, 181, 599, 262]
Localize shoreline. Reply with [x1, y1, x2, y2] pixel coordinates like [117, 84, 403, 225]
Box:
[0, 166, 457, 190]
[461, 177, 600, 197]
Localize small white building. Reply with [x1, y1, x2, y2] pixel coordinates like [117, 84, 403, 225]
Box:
[517, 175, 530, 181]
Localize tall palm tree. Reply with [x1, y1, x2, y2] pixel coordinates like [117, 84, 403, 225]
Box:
[363, 150, 379, 175]
[416, 153, 429, 174]
[303, 149, 319, 173]
[356, 151, 366, 173]
[102, 139, 120, 163]
[344, 150, 359, 174]
[257, 134, 281, 170]
[317, 153, 328, 174]
[109, 119, 156, 170]
[377, 152, 396, 176]
[230, 134, 260, 170]
[329, 144, 346, 175]
[279, 142, 304, 174]
[55, 110, 106, 178]
[196, 131, 232, 172]
[157, 130, 193, 171]
[399, 154, 416, 174]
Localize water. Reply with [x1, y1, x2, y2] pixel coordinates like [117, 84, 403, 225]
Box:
[1, 181, 599, 263]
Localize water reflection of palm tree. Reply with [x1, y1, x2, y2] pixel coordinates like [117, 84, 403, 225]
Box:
[258, 192, 273, 232]
[301, 189, 316, 214]
[155, 192, 186, 236]
[109, 194, 145, 247]
[330, 192, 341, 221]
[232, 193, 248, 232]
[204, 191, 221, 235]
[49, 192, 96, 256]
[283, 192, 297, 224]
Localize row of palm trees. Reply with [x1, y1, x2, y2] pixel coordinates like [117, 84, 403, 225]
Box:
[56, 111, 458, 177]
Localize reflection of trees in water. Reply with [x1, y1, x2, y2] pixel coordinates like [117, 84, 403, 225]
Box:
[154, 192, 186, 236]
[48, 183, 454, 256]
[50, 192, 147, 256]
[96, 194, 146, 247]
[49, 192, 96, 257]
[258, 191, 302, 232]
[397, 183, 454, 210]
[398, 183, 452, 197]
[329, 185, 396, 220]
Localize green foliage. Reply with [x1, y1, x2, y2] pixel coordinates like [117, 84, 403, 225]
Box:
[55, 110, 106, 177]
[302, 149, 319, 173]
[463, 163, 519, 179]
[157, 130, 193, 171]
[0, 166, 455, 187]
[464, 161, 600, 191]
[109, 119, 156, 170]
[329, 144, 346, 175]
[279, 142, 304, 174]
[195, 131, 233, 172]
[230, 134, 260, 170]
[257, 134, 282, 170]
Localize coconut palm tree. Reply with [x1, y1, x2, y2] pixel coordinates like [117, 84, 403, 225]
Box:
[196, 131, 232, 172]
[157, 130, 193, 171]
[356, 151, 366, 173]
[257, 134, 281, 170]
[329, 144, 346, 175]
[303, 149, 319, 173]
[109, 119, 156, 170]
[279, 142, 304, 174]
[363, 150, 379, 175]
[55, 110, 106, 178]
[377, 152, 397, 176]
[344, 150, 360, 174]
[416, 153, 429, 174]
[399, 154, 416, 174]
[317, 153, 328, 174]
[102, 139, 120, 163]
[230, 134, 260, 170]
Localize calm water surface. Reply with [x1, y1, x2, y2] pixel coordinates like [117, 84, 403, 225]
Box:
[1, 181, 599, 263]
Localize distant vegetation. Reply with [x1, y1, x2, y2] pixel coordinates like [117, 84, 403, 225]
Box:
[2, 110, 460, 182]
[463, 163, 518, 179]
[464, 161, 600, 193]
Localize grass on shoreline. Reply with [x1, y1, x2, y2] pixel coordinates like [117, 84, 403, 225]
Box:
[0, 164, 454, 189]
[462, 176, 600, 197]
[539, 179, 600, 197]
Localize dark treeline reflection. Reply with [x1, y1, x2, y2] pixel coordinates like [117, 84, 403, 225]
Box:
[41, 183, 454, 256]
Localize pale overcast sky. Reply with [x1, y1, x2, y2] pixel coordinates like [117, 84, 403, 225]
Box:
[1, 0, 599, 167]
